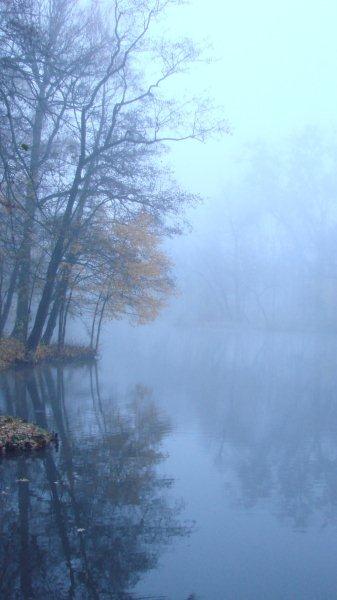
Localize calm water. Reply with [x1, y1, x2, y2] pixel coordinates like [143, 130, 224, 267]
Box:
[1, 322, 337, 599]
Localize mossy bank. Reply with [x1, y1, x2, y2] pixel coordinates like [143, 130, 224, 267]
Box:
[0, 416, 57, 455]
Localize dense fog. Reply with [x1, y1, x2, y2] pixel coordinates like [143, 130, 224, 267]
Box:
[166, 129, 337, 332]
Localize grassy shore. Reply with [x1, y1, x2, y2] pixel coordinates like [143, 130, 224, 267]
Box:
[0, 338, 96, 371]
[0, 415, 57, 454]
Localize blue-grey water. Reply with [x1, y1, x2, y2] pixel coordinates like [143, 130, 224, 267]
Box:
[1, 321, 337, 599]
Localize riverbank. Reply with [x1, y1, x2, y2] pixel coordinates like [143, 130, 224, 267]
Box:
[0, 338, 96, 371]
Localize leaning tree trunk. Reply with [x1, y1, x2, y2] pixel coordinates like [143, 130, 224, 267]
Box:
[95, 296, 108, 352]
[26, 106, 101, 353]
[42, 275, 69, 346]
[26, 162, 84, 352]
[90, 294, 102, 349]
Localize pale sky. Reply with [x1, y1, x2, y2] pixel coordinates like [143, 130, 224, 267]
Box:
[165, 0, 337, 196]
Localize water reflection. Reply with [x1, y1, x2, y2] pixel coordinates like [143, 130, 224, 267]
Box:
[3, 330, 337, 598]
[197, 331, 337, 530]
[0, 365, 190, 599]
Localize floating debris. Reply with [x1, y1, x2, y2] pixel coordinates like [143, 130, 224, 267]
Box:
[0, 416, 57, 455]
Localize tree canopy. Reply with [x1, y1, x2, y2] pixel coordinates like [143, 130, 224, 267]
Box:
[0, 0, 224, 351]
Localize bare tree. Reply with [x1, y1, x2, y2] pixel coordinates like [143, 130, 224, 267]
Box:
[0, 0, 224, 352]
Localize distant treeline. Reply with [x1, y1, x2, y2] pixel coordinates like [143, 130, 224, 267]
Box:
[175, 131, 337, 331]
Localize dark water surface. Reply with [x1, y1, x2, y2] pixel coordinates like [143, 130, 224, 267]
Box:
[2, 322, 337, 599]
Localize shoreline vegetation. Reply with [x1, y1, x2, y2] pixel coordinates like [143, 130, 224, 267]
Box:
[0, 416, 57, 455]
[0, 338, 96, 372]
[0, 0, 222, 360]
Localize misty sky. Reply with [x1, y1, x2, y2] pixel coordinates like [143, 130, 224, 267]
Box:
[168, 0, 337, 196]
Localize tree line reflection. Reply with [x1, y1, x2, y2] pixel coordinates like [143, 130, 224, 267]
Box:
[204, 333, 337, 530]
[0, 365, 191, 599]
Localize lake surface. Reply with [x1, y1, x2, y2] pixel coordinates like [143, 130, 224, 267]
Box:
[1, 322, 337, 599]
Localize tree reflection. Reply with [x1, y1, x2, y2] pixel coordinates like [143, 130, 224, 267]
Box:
[195, 332, 337, 531]
[0, 365, 190, 599]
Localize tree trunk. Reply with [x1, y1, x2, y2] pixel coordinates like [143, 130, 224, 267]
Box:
[61, 289, 73, 346]
[0, 259, 19, 336]
[26, 162, 84, 352]
[58, 295, 65, 348]
[12, 86, 46, 342]
[90, 294, 101, 349]
[12, 217, 34, 342]
[42, 275, 68, 345]
[95, 296, 107, 352]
